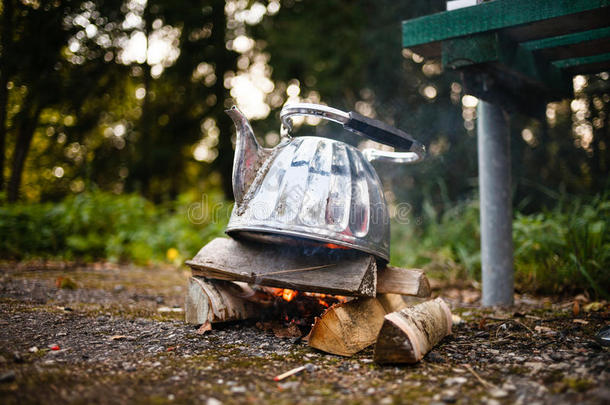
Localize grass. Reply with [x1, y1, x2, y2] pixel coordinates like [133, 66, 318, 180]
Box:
[390, 193, 609, 298]
[1, 190, 608, 297]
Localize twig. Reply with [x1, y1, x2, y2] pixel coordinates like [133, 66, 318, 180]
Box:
[512, 319, 534, 335]
[273, 364, 313, 381]
[463, 364, 497, 389]
[485, 316, 511, 321]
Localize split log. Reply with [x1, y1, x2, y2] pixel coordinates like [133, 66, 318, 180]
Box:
[377, 266, 430, 298]
[307, 294, 409, 356]
[374, 297, 452, 364]
[186, 237, 377, 297]
[186, 237, 431, 298]
[185, 277, 261, 325]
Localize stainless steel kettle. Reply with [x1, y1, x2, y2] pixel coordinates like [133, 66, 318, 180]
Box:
[225, 103, 425, 262]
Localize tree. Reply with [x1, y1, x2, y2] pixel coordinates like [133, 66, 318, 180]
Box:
[0, 0, 128, 201]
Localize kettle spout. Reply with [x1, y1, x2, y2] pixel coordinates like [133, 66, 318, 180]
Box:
[226, 106, 267, 205]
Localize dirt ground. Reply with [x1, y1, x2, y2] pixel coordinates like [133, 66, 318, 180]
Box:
[0, 262, 608, 405]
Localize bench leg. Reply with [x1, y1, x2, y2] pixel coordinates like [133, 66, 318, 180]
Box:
[477, 101, 514, 306]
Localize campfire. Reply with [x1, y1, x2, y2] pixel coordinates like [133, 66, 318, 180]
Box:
[184, 103, 449, 363]
[184, 237, 452, 363]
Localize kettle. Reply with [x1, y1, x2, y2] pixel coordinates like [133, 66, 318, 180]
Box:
[225, 103, 425, 262]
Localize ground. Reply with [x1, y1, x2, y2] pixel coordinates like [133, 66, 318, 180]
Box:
[0, 262, 608, 405]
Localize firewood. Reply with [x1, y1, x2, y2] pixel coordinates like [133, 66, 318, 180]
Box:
[186, 237, 377, 297]
[307, 294, 409, 356]
[377, 266, 430, 297]
[185, 277, 261, 324]
[186, 237, 431, 298]
[373, 297, 452, 364]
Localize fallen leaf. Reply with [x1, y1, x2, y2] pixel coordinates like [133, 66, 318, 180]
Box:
[55, 276, 77, 290]
[572, 319, 589, 325]
[196, 321, 212, 335]
[583, 302, 606, 312]
[574, 294, 589, 303]
[451, 314, 463, 325]
[534, 325, 554, 334]
[572, 300, 580, 317]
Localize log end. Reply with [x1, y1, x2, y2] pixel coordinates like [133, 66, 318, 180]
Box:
[373, 298, 452, 364]
[356, 256, 377, 297]
[308, 298, 386, 356]
[417, 273, 431, 298]
[185, 277, 211, 325]
[373, 318, 419, 364]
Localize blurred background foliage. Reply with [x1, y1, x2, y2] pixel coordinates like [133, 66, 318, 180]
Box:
[0, 0, 608, 297]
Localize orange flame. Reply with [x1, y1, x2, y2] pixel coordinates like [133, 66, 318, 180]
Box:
[324, 243, 350, 250]
[318, 299, 330, 308]
[270, 288, 298, 301]
[282, 289, 297, 301]
[268, 287, 348, 305]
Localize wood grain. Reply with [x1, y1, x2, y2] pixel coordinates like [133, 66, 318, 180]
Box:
[185, 277, 261, 324]
[307, 294, 409, 356]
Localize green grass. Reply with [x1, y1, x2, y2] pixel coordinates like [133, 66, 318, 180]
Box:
[390, 194, 609, 298]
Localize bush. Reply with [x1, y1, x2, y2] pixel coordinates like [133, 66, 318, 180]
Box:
[390, 198, 481, 282]
[0, 191, 230, 264]
[513, 195, 609, 298]
[390, 194, 609, 298]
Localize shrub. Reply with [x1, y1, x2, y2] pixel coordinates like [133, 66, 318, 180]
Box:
[391, 194, 609, 298]
[0, 191, 230, 264]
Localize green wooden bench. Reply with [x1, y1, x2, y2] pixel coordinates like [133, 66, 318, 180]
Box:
[401, 0, 610, 305]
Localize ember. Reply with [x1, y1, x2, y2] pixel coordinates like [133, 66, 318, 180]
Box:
[323, 243, 350, 250]
[268, 288, 298, 302]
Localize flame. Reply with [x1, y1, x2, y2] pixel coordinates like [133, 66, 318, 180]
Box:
[323, 243, 350, 250]
[282, 289, 297, 301]
[268, 287, 348, 306]
[270, 288, 298, 302]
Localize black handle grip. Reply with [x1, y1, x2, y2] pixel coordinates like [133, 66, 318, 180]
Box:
[345, 111, 416, 150]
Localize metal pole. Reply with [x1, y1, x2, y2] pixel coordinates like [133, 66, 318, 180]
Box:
[477, 101, 514, 306]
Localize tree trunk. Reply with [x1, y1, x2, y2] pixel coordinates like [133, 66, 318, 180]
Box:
[0, 0, 15, 191]
[7, 98, 42, 202]
[210, 0, 236, 200]
[132, 5, 153, 197]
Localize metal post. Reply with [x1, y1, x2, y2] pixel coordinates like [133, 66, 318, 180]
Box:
[477, 101, 514, 306]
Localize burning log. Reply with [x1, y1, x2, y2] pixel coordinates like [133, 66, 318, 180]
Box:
[185, 277, 261, 324]
[373, 298, 452, 364]
[307, 294, 409, 356]
[186, 237, 431, 298]
[186, 237, 377, 297]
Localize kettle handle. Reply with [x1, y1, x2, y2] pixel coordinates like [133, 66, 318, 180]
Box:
[280, 103, 425, 164]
